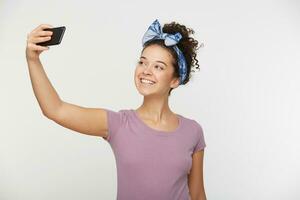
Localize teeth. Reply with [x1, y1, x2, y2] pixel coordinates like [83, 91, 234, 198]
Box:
[141, 79, 155, 84]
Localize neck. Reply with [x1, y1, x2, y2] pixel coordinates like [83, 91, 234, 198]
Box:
[136, 94, 174, 123]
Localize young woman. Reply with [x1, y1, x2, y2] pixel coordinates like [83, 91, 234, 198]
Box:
[26, 19, 207, 200]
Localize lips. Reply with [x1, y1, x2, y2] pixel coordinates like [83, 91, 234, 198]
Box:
[140, 78, 156, 84]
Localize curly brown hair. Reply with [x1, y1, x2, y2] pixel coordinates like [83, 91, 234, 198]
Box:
[142, 20, 203, 96]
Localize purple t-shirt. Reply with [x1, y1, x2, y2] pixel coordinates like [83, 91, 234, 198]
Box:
[102, 108, 206, 200]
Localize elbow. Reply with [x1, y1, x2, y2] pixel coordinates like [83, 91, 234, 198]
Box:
[43, 110, 55, 120]
[42, 108, 60, 121]
[42, 102, 63, 120]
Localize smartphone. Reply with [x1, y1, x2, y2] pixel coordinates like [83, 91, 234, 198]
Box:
[37, 26, 66, 46]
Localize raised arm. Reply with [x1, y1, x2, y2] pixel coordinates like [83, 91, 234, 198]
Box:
[25, 24, 108, 138]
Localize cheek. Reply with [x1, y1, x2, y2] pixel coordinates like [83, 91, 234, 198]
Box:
[134, 68, 141, 82]
[134, 68, 140, 77]
[158, 71, 173, 83]
[134, 66, 142, 74]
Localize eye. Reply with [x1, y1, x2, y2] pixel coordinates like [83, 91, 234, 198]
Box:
[155, 65, 164, 70]
[137, 61, 144, 65]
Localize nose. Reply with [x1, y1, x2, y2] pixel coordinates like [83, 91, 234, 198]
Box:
[142, 64, 153, 75]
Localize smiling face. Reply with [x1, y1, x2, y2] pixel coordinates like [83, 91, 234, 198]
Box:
[134, 44, 180, 97]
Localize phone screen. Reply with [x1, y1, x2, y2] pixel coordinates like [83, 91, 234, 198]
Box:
[37, 26, 66, 46]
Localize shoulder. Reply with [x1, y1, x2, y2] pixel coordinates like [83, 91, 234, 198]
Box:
[180, 115, 207, 152]
[104, 108, 132, 126]
[105, 108, 131, 116]
[179, 114, 203, 130]
[179, 114, 205, 140]
[103, 108, 132, 142]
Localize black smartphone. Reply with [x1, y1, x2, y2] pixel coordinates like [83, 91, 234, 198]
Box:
[37, 26, 66, 46]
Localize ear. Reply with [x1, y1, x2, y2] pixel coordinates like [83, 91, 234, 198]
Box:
[170, 77, 180, 89]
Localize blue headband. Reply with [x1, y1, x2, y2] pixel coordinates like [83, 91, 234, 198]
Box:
[141, 19, 187, 85]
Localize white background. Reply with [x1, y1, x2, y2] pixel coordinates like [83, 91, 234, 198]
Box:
[0, 0, 299, 199]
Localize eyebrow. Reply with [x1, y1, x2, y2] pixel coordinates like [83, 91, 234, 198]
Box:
[140, 56, 167, 67]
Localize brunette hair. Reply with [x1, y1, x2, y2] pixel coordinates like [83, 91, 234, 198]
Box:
[142, 20, 203, 96]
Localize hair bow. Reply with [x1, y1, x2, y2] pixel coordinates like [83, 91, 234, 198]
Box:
[141, 19, 187, 85]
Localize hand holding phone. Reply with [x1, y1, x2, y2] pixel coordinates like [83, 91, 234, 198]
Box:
[37, 26, 66, 46]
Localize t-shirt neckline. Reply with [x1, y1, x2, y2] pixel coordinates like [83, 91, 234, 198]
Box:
[130, 109, 183, 136]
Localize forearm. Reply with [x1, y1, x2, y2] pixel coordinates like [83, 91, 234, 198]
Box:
[26, 58, 62, 118]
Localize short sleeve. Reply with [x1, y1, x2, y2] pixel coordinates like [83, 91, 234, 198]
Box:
[102, 108, 126, 143]
[193, 121, 206, 154]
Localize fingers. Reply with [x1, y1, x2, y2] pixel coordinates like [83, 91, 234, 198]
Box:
[26, 24, 55, 55]
[31, 24, 53, 34]
[36, 30, 53, 37]
[27, 24, 54, 47]
[26, 24, 54, 59]
[27, 29, 53, 39]
[27, 42, 49, 51]
[28, 35, 51, 44]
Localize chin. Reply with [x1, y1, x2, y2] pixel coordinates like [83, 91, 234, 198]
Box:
[134, 81, 154, 96]
[135, 84, 151, 96]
